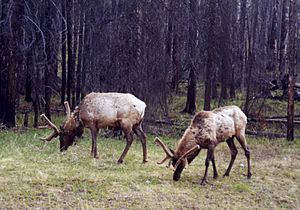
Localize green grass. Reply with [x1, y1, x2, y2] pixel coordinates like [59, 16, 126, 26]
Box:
[0, 127, 299, 209]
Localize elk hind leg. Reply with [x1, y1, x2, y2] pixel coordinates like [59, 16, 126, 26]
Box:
[117, 126, 134, 164]
[236, 132, 252, 178]
[133, 124, 148, 163]
[223, 137, 238, 177]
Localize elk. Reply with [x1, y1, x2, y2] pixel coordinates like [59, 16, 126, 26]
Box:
[40, 92, 147, 163]
[155, 105, 251, 185]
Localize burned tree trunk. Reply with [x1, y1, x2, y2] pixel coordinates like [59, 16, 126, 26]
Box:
[204, 0, 217, 111]
[66, 0, 74, 106]
[76, 5, 84, 105]
[0, 0, 10, 125]
[183, 68, 196, 114]
[183, 0, 197, 114]
[5, 0, 23, 127]
[61, 0, 67, 105]
[287, 0, 296, 141]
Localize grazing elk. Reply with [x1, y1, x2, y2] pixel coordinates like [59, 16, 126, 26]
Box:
[40, 92, 147, 163]
[155, 105, 251, 185]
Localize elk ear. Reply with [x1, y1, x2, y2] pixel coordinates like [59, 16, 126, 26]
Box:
[59, 125, 64, 131]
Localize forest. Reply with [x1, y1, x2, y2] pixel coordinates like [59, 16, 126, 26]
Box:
[0, 0, 299, 209]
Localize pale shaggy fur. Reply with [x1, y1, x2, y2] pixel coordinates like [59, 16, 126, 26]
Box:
[177, 105, 247, 153]
[156, 105, 251, 185]
[79, 92, 146, 130]
[78, 92, 147, 163]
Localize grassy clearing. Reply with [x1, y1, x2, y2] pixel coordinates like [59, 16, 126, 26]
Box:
[0, 127, 299, 209]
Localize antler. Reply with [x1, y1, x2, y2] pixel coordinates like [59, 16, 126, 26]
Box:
[40, 114, 60, 141]
[64, 101, 71, 118]
[174, 145, 200, 170]
[154, 137, 174, 164]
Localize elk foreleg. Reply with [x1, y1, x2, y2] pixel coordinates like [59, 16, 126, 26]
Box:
[90, 127, 99, 159]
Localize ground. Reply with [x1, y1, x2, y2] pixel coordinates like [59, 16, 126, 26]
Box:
[0, 127, 299, 209]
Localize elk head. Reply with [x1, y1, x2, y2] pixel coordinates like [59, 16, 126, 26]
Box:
[40, 102, 84, 151]
[154, 137, 200, 181]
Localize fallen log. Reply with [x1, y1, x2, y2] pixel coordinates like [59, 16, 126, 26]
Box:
[264, 114, 300, 119]
[155, 120, 185, 126]
[248, 118, 300, 124]
[246, 131, 300, 139]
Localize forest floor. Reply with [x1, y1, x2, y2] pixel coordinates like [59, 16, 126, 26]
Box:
[0, 128, 299, 209]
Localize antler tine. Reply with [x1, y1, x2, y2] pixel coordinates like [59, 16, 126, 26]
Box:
[174, 145, 200, 170]
[157, 155, 171, 165]
[154, 137, 174, 158]
[64, 101, 71, 118]
[40, 114, 60, 141]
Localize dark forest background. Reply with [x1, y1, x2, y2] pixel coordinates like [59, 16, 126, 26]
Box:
[0, 0, 299, 139]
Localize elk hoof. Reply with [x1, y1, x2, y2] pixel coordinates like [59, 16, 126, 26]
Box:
[247, 172, 252, 179]
[213, 174, 218, 179]
[143, 159, 148, 163]
[200, 179, 209, 186]
[223, 172, 230, 177]
[117, 159, 124, 164]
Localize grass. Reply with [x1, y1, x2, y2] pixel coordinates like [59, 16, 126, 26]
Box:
[3, 88, 300, 208]
[0, 127, 299, 209]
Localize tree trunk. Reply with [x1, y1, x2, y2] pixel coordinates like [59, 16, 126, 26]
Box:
[244, 0, 258, 115]
[5, 0, 23, 127]
[287, 0, 296, 141]
[279, 0, 288, 75]
[44, 0, 53, 120]
[219, 0, 232, 101]
[0, 0, 9, 124]
[183, 68, 196, 114]
[172, 32, 182, 94]
[33, 2, 46, 128]
[76, 6, 84, 105]
[71, 0, 79, 107]
[239, 0, 247, 90]
[204, 0, 217, 111]
[66, 0, 74, 106]
[81, 7, 91, 99]
[183, 0, 197, 114]
[61, 0, 67, 104]
[204, 57, 213, 111]
[220, 58, 229, 100]
[25, 61, 32, 102]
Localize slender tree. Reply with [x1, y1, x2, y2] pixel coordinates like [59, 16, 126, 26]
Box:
[287, 0, 296, 141]
[5, 0, 23, 127]
[61, 0, 67, 104]
[76, 5, 84, 105]
[183, 0, 197, 114]
[0, 0, 10, 125]
[204, 0, 217, 111]
[66, 0, 74, 106]
[279, 0, 288, 75]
